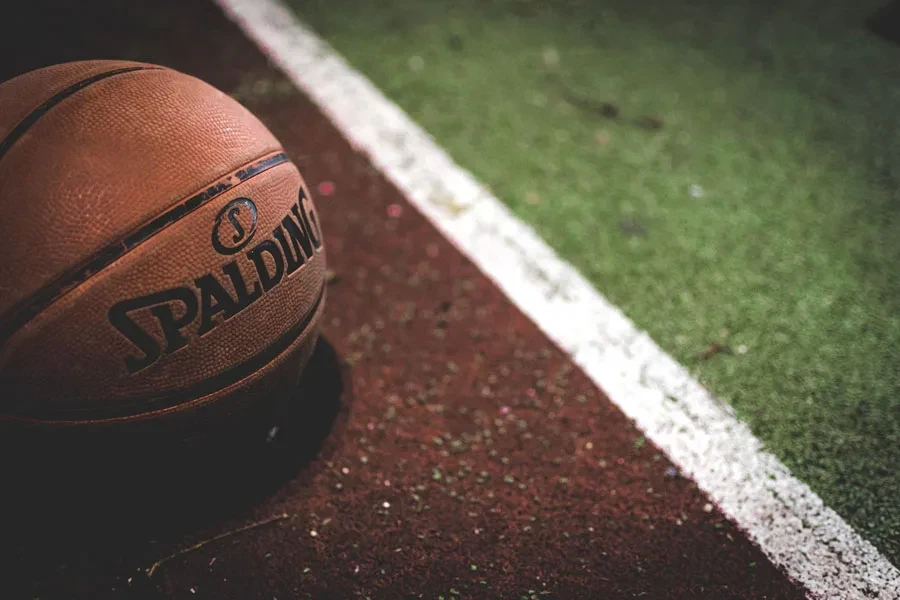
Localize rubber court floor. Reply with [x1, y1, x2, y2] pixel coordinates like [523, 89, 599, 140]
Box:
[0, 0, 806, 598]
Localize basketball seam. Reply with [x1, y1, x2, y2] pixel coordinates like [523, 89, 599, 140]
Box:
[0, 150, 291, 346]
[0, 65, 162, 164]
[2, 279, 325, 423]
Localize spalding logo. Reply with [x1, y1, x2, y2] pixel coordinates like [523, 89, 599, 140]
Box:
[108, 188, 323, 374]
[212, 197, 258, 255]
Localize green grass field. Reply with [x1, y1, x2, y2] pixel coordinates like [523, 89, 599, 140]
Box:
[290, 0, 900, 562]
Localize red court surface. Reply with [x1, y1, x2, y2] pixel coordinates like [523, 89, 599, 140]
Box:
[0, 1, 806, 598]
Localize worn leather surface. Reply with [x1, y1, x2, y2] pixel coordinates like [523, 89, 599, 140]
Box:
[0, 61, 326, 426]
[0, 61, 126, 145]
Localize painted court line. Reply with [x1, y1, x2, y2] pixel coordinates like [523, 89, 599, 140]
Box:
[215, 0, 900, 597]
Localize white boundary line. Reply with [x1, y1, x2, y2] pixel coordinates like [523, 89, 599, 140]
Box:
[215, 1, 900, 597]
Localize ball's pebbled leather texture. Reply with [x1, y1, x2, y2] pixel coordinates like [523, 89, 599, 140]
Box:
[0, 61, 326, 433]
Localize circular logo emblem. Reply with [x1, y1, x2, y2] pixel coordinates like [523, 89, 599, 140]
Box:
[212, 197, 258, 255]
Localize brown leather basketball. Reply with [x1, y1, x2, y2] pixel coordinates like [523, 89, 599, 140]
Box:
[0, 60, 326, 435]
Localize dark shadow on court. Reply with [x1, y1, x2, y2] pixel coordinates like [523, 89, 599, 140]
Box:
[0, 336, 351, 600]
[867, 1, 900, 44]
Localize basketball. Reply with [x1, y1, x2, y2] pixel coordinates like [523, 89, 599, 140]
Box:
[0, 61, 326, 437]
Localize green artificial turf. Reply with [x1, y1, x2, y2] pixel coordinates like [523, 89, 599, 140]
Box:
[290, 0, 900, 562]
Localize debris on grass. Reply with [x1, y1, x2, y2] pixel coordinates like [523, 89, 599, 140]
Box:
[633, 115, 665, 130]
[542, 47, 560, 71]
[618, 218, 646, 237]
[561, 88, 619, 119]
[694, 341, 734, 361]
[408, 55, 425, 72]
[447, 34, 464, 51]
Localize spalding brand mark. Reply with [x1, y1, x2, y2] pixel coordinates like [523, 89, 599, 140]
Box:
[212, 197, 258, 255]
[108, 188, 323, 374]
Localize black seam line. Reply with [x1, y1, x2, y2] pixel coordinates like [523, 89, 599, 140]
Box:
[14, 280, 326, 422]
[0, 66, 160, 164]
[0, 151, 291, 346]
